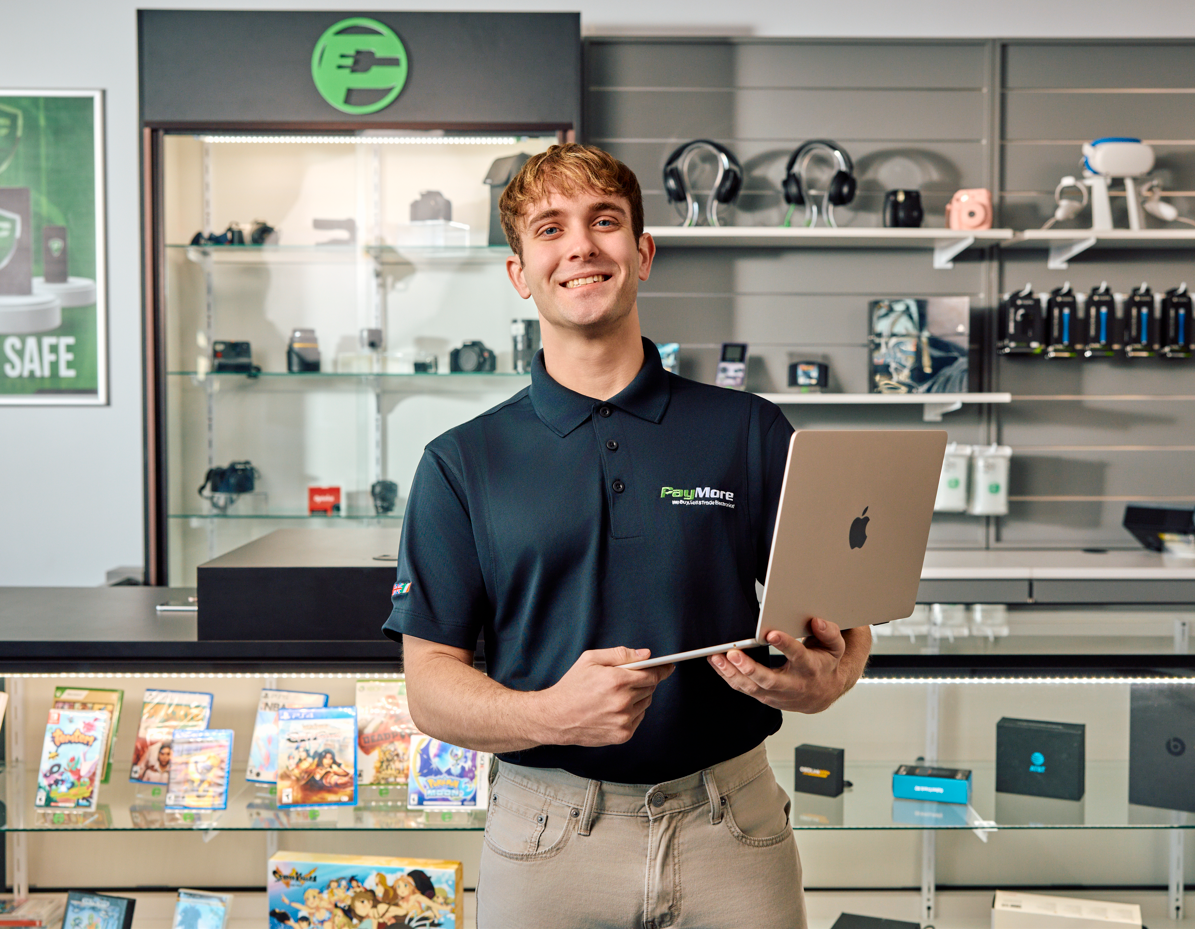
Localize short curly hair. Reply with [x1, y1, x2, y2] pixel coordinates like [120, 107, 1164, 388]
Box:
[499, 143, 644, 259]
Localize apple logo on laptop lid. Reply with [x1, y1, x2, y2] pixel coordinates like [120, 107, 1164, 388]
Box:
[849, 507, 869, 550]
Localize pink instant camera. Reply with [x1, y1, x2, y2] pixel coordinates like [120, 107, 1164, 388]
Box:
[945, 189, 993, 230]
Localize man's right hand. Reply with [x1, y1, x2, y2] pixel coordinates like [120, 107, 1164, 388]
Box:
[539, 647, 674, 747]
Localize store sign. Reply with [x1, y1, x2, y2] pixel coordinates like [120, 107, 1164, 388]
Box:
[311, 17, 408, 115]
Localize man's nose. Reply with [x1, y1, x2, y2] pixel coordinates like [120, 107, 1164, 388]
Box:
[565, 226, 599, 258]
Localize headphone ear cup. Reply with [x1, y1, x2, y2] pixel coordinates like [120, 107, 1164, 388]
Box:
[663, 164, 685, 203]
[783, 173, 804, 206]
[716, 165, 742, 204]
[827, 171, 857, 207]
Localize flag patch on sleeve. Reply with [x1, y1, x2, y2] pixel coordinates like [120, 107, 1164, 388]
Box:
[393, 582, 412, 596]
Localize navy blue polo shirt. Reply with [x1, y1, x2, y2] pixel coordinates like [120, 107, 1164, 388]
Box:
[383, 338, 794, 784]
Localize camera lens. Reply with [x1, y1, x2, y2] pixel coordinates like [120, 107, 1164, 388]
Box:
[458, 346, 480, 372]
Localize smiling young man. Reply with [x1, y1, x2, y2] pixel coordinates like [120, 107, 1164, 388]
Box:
[383, 144, 871, 929]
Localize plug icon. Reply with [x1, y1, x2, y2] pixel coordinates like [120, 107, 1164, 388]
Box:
[339, 49, 403, 73]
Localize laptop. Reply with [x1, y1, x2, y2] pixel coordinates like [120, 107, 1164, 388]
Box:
[623, 429, 947, 669]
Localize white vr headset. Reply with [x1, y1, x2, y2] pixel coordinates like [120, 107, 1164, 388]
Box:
[1082, 137, 1155, 178]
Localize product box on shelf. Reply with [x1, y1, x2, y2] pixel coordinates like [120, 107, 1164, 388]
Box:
[891, 764, 971, 805]
[267, 851, 464, 929]
[996, 717, 1085, 801]
[793, 744, 845, 797]
[991, 890, 1141, 929]
[1129, 683, 1195, 813]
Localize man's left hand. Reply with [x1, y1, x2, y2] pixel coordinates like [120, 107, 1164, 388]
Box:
[707, 617, 857, 713]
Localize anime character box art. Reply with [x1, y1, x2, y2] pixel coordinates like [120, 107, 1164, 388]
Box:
[267, 852, 463, 929]
[35, 707, 109, 809]
[276, 706, 357, 808]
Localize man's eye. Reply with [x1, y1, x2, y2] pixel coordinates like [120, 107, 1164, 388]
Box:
[595, 218, 616, 227]
[540, 225, 560, 236]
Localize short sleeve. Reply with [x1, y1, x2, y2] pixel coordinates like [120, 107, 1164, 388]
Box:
[754, 407, 795, 584]
[382, 448, 491, 650]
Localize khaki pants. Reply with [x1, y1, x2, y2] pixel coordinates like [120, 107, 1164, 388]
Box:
[477, 744, 806, 929]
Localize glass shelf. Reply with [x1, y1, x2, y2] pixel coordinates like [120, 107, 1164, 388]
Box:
[166, 243, 513, 266]
[167, 371, 531, 394]
[167, 512, 401, 521]
[1, 760, 1190, 833]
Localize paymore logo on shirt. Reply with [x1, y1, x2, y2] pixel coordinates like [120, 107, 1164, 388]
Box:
[659, 485, 735, 509]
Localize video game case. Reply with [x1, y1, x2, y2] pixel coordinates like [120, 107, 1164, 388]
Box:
[130, 689, 213, 784]
[246, 689, 329, 783]
[276, 706, 358, 808]
[166, 729, 234, 811]
[35, 708, 109, 810]
[0, 894, 67, 928]
[61, 892, 135, 929]
[356, 678, 419, 786]
[53, 686, 123, 784]
[406, 734, 489, 810]
[172, 890, 233, 929]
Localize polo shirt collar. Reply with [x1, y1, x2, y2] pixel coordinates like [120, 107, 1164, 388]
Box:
[530, 337, 672, 437]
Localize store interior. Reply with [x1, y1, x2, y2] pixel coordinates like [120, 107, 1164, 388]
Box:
[2, 4, 1195, 929]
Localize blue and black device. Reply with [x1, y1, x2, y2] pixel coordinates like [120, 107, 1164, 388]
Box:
[996, 717, 1086, 801]
[891, 764, 972, 805]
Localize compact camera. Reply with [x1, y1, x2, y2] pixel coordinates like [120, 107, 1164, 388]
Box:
[211, 340, 259, 375]
[883, 189, 924, 228]
[198, 461, 258, 496]
[945, 189, 993, 231]
[450, 340, 497, 373]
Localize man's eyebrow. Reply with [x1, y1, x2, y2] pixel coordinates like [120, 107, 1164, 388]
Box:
[590, 200, 628, 218]
[526, 207, 563, 228]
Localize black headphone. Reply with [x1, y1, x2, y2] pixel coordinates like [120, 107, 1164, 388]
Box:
[663, 139, 743, 227]
[783, 140, 857, 227]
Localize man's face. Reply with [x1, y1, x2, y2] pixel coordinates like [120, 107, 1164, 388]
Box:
[506, 187, 654, 337]
[158, 746, 172, 768]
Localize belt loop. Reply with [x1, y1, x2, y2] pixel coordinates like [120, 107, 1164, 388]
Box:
[703, 768, 723, 825]
[577, 778, 601, 836]
[488, 755, 500, 788]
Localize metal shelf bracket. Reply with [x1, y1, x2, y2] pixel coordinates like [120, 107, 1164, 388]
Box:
[922, 400, 964, 422]
[933, 235, 975, 270]
[1047, 237, 1097, 270]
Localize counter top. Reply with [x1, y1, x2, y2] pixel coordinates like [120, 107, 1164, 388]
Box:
[921, 549, 1195, 581]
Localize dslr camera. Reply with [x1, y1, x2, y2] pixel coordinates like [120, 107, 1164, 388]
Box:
[198, 461, 258, 496]
[450, 340, 497, 373]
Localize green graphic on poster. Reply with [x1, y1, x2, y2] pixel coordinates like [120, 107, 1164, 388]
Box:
[0, 91, 106, 405]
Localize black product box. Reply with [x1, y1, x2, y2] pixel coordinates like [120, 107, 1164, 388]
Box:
[793, 744, 844, 797]
[996, 717, 1085, 801]
[196, 528, 395, 640]
[1129, 683, 1195, 813]
[830, 913, 919, 929]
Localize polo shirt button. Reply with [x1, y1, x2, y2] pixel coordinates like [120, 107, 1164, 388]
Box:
[612, 479, 625, 493]
[599, 406, 612, 417]
[606, 439, 618, 451]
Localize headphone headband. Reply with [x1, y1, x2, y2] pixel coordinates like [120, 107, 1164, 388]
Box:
[785, 139, 853, 179]
[663, 139, 743, 227]
[783, 139, 857, 227]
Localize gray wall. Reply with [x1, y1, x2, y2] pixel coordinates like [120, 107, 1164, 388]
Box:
[588, 38, 1195, 550]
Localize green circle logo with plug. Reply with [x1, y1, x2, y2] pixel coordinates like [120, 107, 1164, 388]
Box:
[312, 18, 408, 115]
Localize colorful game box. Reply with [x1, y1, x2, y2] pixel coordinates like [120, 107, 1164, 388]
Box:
[53, 687, 124, 784]
[267, 850, 463, 929]
[35, 708, 109, 810]
[356, 679, 418, 786]
[276, 706, 357, 808]
[130, 690, 213, 784]
[166, 729, 234, 810]
[61, 892, 135, 929]
[247, 689, 328, 783]
[406, 734, 489, 810]
[171, 890, 232, 929]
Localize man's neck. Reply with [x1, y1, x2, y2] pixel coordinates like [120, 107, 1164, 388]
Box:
[539, 311, 645, 401]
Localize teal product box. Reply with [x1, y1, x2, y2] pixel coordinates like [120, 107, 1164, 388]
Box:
[892, 763, 971, 805]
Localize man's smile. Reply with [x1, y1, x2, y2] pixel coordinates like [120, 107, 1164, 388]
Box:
[561, 273, 612, 289]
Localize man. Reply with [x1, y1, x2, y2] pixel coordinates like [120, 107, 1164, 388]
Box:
[384, 143, 870, 928]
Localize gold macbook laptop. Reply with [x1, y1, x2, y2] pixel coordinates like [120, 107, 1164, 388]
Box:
[623, 429, 948, 669]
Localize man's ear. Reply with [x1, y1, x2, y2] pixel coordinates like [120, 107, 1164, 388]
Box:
[637, 231, 657, 283]
[506, 254, 532, 299]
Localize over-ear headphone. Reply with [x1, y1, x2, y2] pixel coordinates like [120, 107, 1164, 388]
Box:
[663, 139, 743, 227]
[783, 140, 857, 227]
[1042, 175, 1089, 229]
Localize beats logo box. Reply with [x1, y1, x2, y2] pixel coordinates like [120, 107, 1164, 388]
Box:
[996, 717, 1085, 801]
[1129, 683, 1195, 813]
[793, 744, 844, 797]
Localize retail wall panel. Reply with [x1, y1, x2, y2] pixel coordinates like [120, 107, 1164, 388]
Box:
[997, 250, 1195, 305]
[1002, 142, 1195, 192]
[998, 398, 1195, 448]
[585, 40, 735, 89]
[1003, 43, 1195, 89]
[586, 89, 986, 143]
[996, 498, 1156, 546]
[725, 250, 987, 296]
[1009, 448, 1195, 499]
[1003, 92, 1195, 142]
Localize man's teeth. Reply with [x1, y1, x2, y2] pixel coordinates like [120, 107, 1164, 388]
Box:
[565, 275, 607, 288]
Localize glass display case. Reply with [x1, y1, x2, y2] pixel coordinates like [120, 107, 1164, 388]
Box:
[152, 132, 559, 585]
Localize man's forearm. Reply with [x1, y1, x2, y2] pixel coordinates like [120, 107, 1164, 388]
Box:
[837, 625, 872, 694]
[402, 639, 551, 754]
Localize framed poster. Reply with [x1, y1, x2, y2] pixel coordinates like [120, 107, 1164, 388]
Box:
[0, 90, 106, 405]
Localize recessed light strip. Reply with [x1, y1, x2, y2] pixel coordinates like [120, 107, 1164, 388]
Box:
[198, 135, 519, 145]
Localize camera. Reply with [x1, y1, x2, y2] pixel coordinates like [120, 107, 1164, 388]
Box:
[288, 328, 321, 373]
[371, 480, 399, 515]
[945, 189, 993, 231]
[511, 319, 540, 374]
[883, 189, 924, 228]
[198, 461, 258, 496]
[450, 340, 496, 373]
[212, 340, 259, 376]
